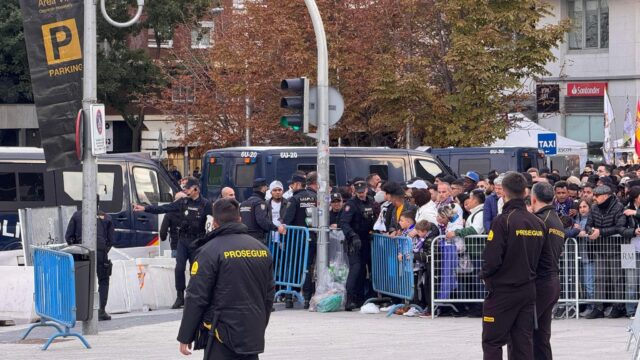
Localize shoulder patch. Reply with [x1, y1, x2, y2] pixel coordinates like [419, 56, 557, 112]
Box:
[190, 261, 199, 275]
[487, 230, 494, 241]
[344, 205, 350, 212]
[260, 203, 266, 210]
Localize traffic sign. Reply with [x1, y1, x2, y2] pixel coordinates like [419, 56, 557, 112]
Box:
[308, 86, 344, 127]
[89, 104, 106, 155]
[538, 133, 557, 155]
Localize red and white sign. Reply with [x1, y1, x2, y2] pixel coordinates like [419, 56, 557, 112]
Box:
[567, 82, 607, 97]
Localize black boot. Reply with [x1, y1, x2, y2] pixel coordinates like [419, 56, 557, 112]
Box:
[285, 299, 294, 309]
[172, 291, 184, 309]
[304, 300, 310, 310]
[98, 308, 111, 321]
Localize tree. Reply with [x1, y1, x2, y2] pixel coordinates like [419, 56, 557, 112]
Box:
[0, 0, 31, 103]
[157, 0, 568, 150]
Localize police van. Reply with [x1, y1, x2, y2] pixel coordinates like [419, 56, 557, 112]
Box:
[0, 147, 180, 251]
[200, 146, 453, 201]
[426, 147, 544, 176]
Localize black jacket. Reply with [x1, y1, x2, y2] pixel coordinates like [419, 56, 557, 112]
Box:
[266, 198, 288, 227]
[240, 191, 277, 242]
[340, 195, 376, 242]
[160, 212, 181, 250]
[585, 196, 625, 237]
[177, 222, 274, 355]
[65, 210, 113, 252]
[535, 205, 565, 280]
[284, 188, 317, 241]
[144, 196, 212, 241]
[624, 203, 639, 239]
[479, 199, 547, 290]
[384, 200, 416, 234]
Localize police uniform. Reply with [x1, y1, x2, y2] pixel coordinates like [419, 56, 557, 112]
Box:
[144, 193, 212, 307]
[340, 182, 376, 309]
[177, 222, 274, 360]
[479, 198, 547, 360]
[283, 184, 317, 306]
[65, 210, 114, 320]
[329, 193, 343, 227]
[532, 205, 565, 360]
[240, 179, 278, 244]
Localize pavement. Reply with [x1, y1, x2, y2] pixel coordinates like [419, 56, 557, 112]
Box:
[0, 304, 633, 360]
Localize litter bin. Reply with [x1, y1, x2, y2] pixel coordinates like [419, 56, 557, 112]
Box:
[60, 245, 95, 321]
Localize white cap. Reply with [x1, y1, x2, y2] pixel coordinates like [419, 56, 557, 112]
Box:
[269, 180, 283, 191]
[407, 179, 428, 189]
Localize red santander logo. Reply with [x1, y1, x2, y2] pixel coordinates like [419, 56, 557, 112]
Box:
[567, 82, 607, 97]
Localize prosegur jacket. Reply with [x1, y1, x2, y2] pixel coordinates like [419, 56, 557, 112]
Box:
[177, 222, 275, 355]
[479, 199, 547, 290]
[534, 205, 566, 280]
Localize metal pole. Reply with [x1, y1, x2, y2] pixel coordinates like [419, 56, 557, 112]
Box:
[245, 96, 251, 146]
[183, 120, 189, 177]
[82, 0, 99, 335]
[303, 0, 329, 280]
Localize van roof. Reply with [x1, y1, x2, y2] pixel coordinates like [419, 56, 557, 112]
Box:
[0, 147, 158, 165]
[205, 146, 433, 156]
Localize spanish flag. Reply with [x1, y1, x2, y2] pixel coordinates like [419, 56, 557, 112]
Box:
[636, 99, 640, 158]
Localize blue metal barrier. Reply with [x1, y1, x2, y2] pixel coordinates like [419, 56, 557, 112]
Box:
[365, 234, 422, 316]
[268, 226, 311, 304]
[21, 247, 90, 350]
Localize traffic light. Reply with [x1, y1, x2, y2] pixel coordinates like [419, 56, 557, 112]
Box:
[280, 77, 309, 133]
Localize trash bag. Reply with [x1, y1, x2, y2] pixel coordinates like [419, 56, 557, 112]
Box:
[309, 229, 349, 312]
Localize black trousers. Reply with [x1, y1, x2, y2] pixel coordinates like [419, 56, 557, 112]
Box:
[206, 337, 259, 360]
[96, 250, 111, 310]
[533, 277, 560, 360]
[482, 283, 536, 360]
[303, 241, 317, 301]
[176, 239, 194, 292]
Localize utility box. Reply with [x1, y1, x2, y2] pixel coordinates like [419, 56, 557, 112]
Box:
[61, 245, 95, 321]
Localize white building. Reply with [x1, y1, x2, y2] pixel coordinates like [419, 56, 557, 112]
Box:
[538, 0, 640, 162]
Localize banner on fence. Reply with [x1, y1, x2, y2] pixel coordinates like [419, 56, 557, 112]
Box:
[621, 244, 637, 269]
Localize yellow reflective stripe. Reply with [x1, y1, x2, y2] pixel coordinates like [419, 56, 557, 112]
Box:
[215, 329, 223, 343]
[483, 316, 495, 323]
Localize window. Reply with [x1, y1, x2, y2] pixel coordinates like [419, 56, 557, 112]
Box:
[172, 81, 196, 103]
[297, 164, 338, 186]
[133, 167, 172, 204]
[0, 129, 19, 146]
[414, 159, 443, 183]
[18, 173, 45, 201]
[147, 28, 173, 48]
[208, 165, 223, 186]
[369, 165, 388, 181]
[568, 0, 608, 49]
[191, 21, 214, 49]
[459, 159, 491, 177]
[0, 172, 17, 201]
[565, 115, 604, 143]
[236, 164, 256, 187]
[59, 165, 123, 213]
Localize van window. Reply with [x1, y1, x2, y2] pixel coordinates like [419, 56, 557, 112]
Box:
[236, 164, 256, 187]
[459, 159, 491, 177]
[208, 164, 223, 186]
[0, 172, 17, 201]
[297, 164, 337, 185]
[414, 159, 443, 183]
[369, 165, 388, 180]
[134, 167, 174, 204]
[63, 172, 115, 202]
[59, 165, 123, 213]
[18, 173, 45, 201]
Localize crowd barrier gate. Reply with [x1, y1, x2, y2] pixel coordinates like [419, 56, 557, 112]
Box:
[268, 226, 311, 305]
[21, 247, 91, 350]
[365, 234, 423, 317]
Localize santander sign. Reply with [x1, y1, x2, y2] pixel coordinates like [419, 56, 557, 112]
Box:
[567, 82, 607, 97]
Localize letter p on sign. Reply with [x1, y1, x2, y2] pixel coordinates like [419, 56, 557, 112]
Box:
[41, 19, 81, 65]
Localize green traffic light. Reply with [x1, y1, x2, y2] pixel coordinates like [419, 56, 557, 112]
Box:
[280, 116, 302, 131]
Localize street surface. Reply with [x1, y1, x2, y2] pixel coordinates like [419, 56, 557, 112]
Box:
[0, 305, 630, 359]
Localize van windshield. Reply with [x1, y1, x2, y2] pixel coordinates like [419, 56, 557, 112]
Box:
[236, 164, 256, 187]
[414, 159, 443, 183]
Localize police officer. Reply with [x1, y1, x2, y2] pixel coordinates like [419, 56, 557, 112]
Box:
[329, 193, 343, 228]
[160, 192, 188, 258]
[530, 182, 565, 360]
[134, 176, 212, 309]
[240, 178, 285, 244]
[177, 199, 274, 360]
[479, 172, 547, 360]
[340, 180, 376, 311]
[283, 172, 317, 309]
[65, 199, 114, 321]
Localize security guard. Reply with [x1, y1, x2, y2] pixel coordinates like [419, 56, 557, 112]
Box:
[479, 172, 547, 360]
[340, 180, 376, 310]
[283, 172, 317, 309]
[133, 176, 212, 309]
[240, 178, 285, 244]
[65, 199, 114, 321]
[177, 199, 274, 360]
[530, 182, 565, 360]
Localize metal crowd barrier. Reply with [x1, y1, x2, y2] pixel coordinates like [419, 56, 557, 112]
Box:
[268, 226, 311, 305]
[364, 233, 423, 317]
[21, 247, 91, 350]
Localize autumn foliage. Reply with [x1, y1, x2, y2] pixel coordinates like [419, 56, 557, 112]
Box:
[155, 0, 568, 150]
